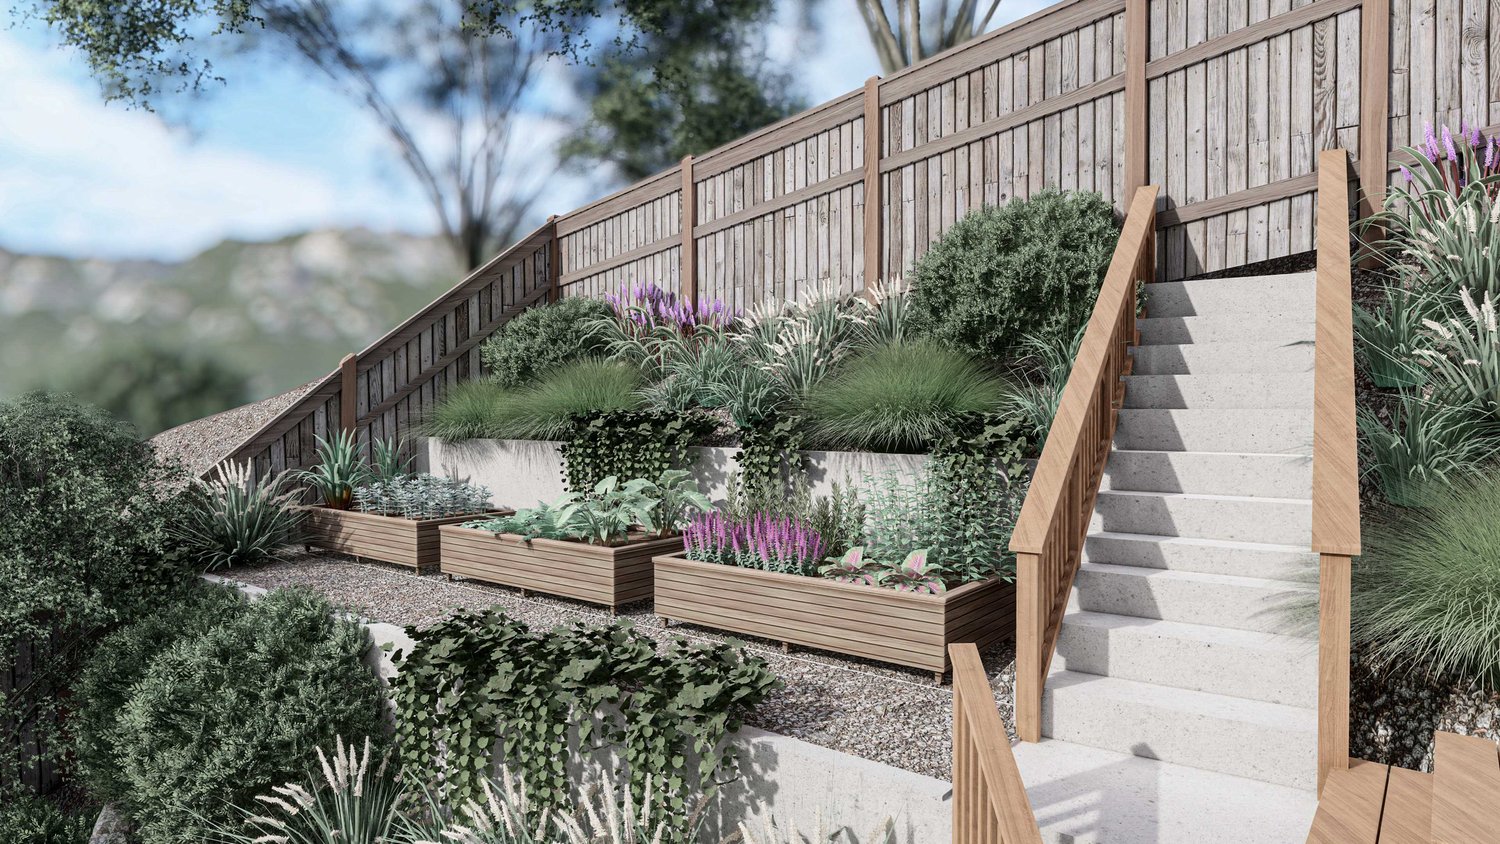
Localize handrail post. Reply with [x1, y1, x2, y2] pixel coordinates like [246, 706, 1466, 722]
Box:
[1312, 148, 1361, 796]
[339, 353, 357, 435]
[1014, 552, 1043, 742]
[863, 75, 883, 296]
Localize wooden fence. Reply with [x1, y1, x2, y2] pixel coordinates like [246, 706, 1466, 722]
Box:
[2, 633, 62, 796]
[217, 0, 1491, 476]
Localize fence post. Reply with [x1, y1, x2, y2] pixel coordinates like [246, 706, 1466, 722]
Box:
[863, 75, 882, 295]
[339, 353, 357, 434]
[1358, 0, 1390, 223]
[680, 155, 697, 306]
[546, 214, 561, 303]
[1123, 0, 1149, 197]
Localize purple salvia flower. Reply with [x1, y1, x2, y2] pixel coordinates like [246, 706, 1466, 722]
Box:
[1444, 125, 1458, 162]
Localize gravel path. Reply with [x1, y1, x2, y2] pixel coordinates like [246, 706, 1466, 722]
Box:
[150, 382, 315, 476]
[230, 552, 1017, 781]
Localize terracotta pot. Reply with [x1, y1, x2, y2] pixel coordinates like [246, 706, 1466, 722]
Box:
[323, 487, 353, 510]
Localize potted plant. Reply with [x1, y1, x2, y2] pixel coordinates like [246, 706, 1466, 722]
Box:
[653, 508, 1015, 680]
[300, 435, 508, 569]
[439, 471, 709, 610]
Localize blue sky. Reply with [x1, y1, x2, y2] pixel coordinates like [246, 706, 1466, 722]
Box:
[0, 1, 1049, 261]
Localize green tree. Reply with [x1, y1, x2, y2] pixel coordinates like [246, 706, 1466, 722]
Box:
[559, 0, 803, 181]
[57, 339, 250, 436]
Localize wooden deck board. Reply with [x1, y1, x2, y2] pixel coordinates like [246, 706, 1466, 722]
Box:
[1378, 766, 1433, 844]
[1306, 759, 1387, 844]
[1430, 733, 1500, 844]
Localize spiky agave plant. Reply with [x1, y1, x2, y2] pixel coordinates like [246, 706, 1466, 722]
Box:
[296, 430, 370, 509]
[176, 460, 304, 570]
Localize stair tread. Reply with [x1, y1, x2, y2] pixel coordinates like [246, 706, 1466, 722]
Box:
[1047, 669, 1318, 726]
[1060, 609, 1316, 651]
[1079, 560, 1317, 592]
[1097, 488, 1312, 506]
[1088, 529, 1316, 557]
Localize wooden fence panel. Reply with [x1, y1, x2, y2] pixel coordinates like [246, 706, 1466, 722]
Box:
[212, 0, 1500, 472]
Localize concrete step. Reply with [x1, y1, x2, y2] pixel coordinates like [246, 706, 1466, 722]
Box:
[1103, 450, 1313, 498]
[1091, 489, 1311, 545]
[1054, 610, 1318, 707]
[1138, 315, 1314, 346]
[1073, 562, 1316, 635]
[1083, 531, 1318, 582]
[1122, 372, 1313, 409]
[1129, 341, 1315, 375]
[1115, 409, 1312, 454]
[1142, 273, 1315, 318]
[1012, 738, 1318, 844]
[1042, 670, 1318, 790]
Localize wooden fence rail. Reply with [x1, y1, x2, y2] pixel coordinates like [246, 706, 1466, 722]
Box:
[1007, 184, 1157, 743]
[218, 0, 1483, 482]
[1312, 148, 1361, 796]
[951, 643, 1043, 844]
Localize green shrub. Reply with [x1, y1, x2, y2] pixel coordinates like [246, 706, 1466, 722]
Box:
[1353, 472, 1500, 687]
[908, 189, 1118, 362]
[0, 794, 95, 844]
[0, 392, 192, 794]
[803, 341, 1009, 452]
[73, 584, 249, 803]
[1357, 394, 1500, 507]
[110, 588, 386, 844]
[481, 297, 612, 389]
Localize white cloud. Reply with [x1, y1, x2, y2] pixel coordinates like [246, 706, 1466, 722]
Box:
[0, 32, 433, 260]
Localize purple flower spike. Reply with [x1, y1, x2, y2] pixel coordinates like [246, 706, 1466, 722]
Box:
[1444, 125, 1458, 162]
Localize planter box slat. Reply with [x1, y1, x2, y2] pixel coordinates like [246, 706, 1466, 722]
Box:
[653, 567, 949, 627]
[304, 507, 509, 570]
[439, 527, 680, 609]
[653, 570, 948, 641]
[654, 554, 1014, 674]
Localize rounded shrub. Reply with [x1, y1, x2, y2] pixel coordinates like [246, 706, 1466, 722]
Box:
[1352, 472, 1500, 688]
[908, 189, 1118, 362]
[480, 297, 613, 389]
[110, 588, 386, 844]
[803, 341, 1009, 452]
[73, 584, 249, 804]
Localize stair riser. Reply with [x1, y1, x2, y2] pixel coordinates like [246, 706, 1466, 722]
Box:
[1138, 317, 1315, 346]
[1143, 283, 1315, 319]
[1115, 410, 1312, 454]
[1129, 343, 1315, 375]
[1091, 493, 1312, 545]
[1072, 568, 1316, 635]
[1054, 621, 1318, 707]
[1042, 684, 1317, 789]
[1083, 534, 1318, 581]
[1103, 451, 1313, 498]
[1122, 374, 1313, 409]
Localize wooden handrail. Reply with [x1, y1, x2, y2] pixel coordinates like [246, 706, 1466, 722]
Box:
[1312, 148, 1361, 795]
[950, 643, 1043, 844]
[1008, 185, 1159, 743]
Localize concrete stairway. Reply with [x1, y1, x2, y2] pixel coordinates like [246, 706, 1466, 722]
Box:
[1041, 272, 1322, 792]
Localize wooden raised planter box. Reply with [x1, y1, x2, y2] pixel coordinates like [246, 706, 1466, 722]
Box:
[438, 526, 683, 610]
[303, 506, 511, 570]
[653, 553, 1015, 678]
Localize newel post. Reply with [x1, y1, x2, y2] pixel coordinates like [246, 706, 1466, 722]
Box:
[1014, 551, 1042, 743]
[863, 75, 882, 296]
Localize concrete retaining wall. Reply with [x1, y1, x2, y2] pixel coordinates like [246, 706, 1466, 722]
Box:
[417, 437, 931, 511]
[203, 574, 952, 842]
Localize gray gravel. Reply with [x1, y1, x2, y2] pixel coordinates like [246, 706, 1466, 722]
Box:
[150, 382, 316, 476]
[230, 551, 1017, 781]
[1351, 653, 1500, 771]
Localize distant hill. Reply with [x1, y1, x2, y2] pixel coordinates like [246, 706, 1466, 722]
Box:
[0, 228, 461, 415]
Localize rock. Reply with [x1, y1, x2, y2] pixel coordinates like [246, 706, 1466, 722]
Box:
[89, 803, 131, 844]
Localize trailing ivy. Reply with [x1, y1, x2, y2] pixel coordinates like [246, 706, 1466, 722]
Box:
[390, 609, 778, 825]
[560, 410, 714, 493]
[926, 412, 1032, 581]
[729, 414, 806, 514]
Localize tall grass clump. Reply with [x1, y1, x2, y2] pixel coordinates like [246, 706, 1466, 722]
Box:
[425, 361, 642, 441]
[1001, 325, 1084, 446]
[1354, 283, 1431, 389]
[803, 342, 1008, 452]
[422, 381, 510, 440]
[174, 461, 304, 570]
[1357, 394, 1500, 507]
[1353, 472, 1500, 687]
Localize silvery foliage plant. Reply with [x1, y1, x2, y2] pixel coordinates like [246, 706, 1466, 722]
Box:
[354, 473, 491, 519]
